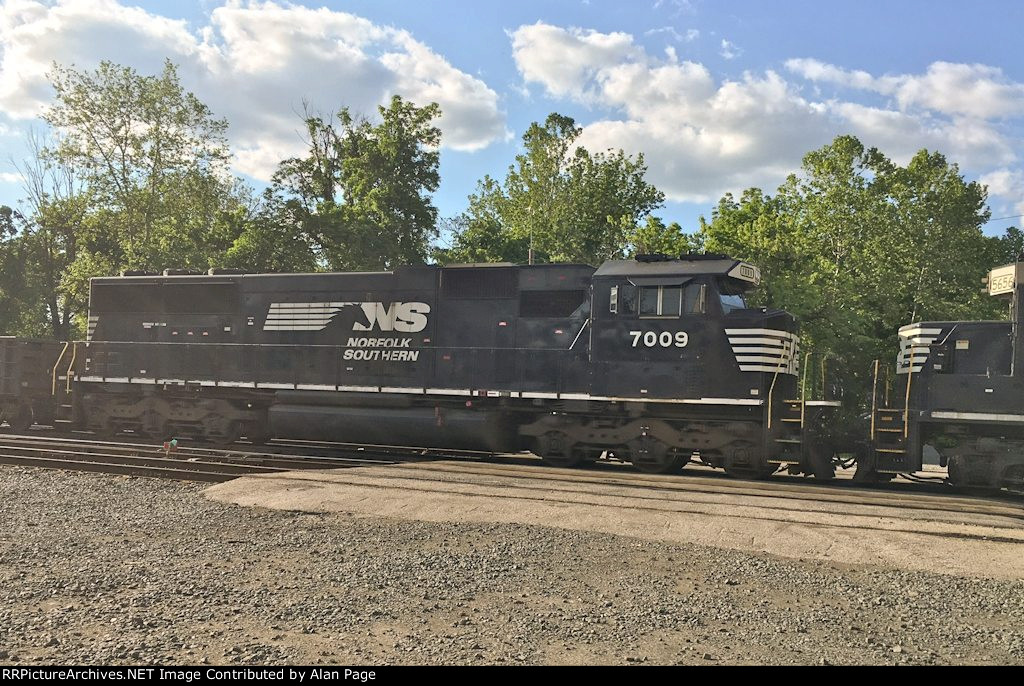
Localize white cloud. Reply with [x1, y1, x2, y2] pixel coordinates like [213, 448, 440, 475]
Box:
[831, 103, 1015, 168]
[719, 39, 742, 60]
[980, 169, 1024, 216]
[511, 23, 832, 201]
[653, 0, 696, 16]
[0, 0, 508, 181]
[510, 23, 641, 104]
[785, 58, 875, 90]
[511, 23, 1023, 206]
[644, 26, 699, 43]
[0, 172, 21, 184]
[786, 58, 1024, 120]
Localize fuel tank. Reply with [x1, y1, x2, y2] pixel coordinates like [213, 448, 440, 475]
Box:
[268, 403, 518, 452]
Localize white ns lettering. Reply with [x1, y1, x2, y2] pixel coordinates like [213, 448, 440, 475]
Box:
[629, 330, 688, 348]
[352, 302, 431, 333]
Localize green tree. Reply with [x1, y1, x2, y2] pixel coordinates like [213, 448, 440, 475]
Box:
[42, 59, 246, 274]
[628, 216, 702, 256]
[0, 59, 256, 338]
[0, 205, 34, 335]
[2, 130, 89, 338]
[701, 135, 994, 407]
[250, 95, 441, 271]
[444, 113, 664, 265]
[994, 226, 1024, 264]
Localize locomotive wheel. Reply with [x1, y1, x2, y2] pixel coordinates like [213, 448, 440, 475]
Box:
[94, 417, 121, 439]
[628, 437, 686, 474]
[8, 403, 33, 432]
[852, 449, 895, 483]
[537, 431, 583, 468]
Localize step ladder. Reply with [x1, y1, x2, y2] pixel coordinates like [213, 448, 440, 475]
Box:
[768, 398, 804, 464]
[871, 408, 912, 471]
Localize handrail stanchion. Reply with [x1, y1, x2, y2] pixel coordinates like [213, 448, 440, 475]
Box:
[65, 342, 78, 393]
[51, 342, 69, 397]
[870, 359, 880, 441]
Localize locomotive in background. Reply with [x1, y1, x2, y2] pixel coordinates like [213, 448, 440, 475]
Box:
[0, 254, 837, 479]
[864, 262, 1024, 490]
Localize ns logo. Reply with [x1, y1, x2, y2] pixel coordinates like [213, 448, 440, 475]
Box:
[345, 301, 431, 333]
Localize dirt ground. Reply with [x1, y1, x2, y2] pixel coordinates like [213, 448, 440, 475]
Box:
[207, 459, 1024, 579]
[2, 462, 1023, 665]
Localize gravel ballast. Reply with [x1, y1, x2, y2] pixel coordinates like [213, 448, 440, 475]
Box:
[1, 465, 1022, 665]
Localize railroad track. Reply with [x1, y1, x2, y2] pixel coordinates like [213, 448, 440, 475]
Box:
[0, 427, 1021, 516]
[0, 432, 430, 482]
[379, 459, 1024, 524]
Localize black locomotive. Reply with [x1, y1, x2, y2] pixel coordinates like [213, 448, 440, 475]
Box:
[0, 254, 838, 478]
[866, 262, 1024, 490]
[18, 252, 1024, 490]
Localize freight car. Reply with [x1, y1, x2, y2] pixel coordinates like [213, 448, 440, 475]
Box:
[865, 261, 1024, 490]
[0, 255, 839, 478]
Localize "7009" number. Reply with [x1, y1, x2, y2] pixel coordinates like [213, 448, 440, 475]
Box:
[629, 330, 688, 348]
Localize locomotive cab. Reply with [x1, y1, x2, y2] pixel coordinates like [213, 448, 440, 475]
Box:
[579, 254, 835, 478]
[589, 254, 793, 398]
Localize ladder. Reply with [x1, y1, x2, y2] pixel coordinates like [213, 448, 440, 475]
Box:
[768, 397, 805, 464]
[869, 359, 913, 473]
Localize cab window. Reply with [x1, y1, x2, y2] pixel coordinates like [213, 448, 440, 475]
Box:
[639, 284, 704, 317]
[610, 284, 638, 315]
[718, 279, 748, 314]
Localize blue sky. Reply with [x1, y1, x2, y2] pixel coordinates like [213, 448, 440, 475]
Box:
[1, 0, 1023, 241]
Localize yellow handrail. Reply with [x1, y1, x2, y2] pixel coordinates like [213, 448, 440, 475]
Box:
[820, 355, 828, 400]
[766, 339, 790, 430]
[800, 351, 812, 428]
[904, 345, 916, 438]
[50, 342, 69, 396]
[65, 342, 78, 393]
[870, 359, 880, 441]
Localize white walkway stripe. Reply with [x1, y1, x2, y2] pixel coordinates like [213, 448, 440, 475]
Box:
[72, 376, 762, 405]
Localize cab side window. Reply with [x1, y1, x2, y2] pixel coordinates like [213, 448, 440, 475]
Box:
[684, 283, 706, 314]
[611, 284, 637, 315]
[638, 284, 704, 317]
[639, 286, 665, 316]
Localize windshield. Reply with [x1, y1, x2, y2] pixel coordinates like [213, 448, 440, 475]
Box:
[718, 278, 748, 314]
[720, 293, 746, 314]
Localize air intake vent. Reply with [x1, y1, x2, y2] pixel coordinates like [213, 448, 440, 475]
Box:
[679, 253, 729, 261]
[441, 266, 517, 299]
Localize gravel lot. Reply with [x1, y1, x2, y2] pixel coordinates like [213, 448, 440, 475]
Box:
[1, 465, 1023, 665]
